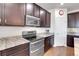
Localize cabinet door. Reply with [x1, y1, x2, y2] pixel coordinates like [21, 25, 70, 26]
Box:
[4, 3, 25, 26]
[67, 35, 74, 47]
[34, 4, 40, 18]
[0, 4, 2, 25]
[0, 51, 2, 56]
[68, 14, 76, 28]
[2, 43, 29, 56]
[26, 3, 34, 16]
[0, 4, 4, 25]
[44, 36, 52, 52]
[8, 49, 29, 56]
[46, 12, 50, 27]
[40, 8, 46, 27]
[75, 13, 79, 28]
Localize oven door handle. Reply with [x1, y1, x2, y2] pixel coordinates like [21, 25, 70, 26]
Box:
[31, 39, 44, 44]
[30, 45, 44, 53]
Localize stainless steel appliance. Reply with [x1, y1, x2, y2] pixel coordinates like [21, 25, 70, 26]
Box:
[26, 15, 40, 26]
[22, 31, 44, 56]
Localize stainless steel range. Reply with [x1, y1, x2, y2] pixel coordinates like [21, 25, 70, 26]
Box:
[22, 31, 44, 56]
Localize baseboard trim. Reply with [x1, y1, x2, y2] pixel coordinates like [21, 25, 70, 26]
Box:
[53, 44, 67, 47]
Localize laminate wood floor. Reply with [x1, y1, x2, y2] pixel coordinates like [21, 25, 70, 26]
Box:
[44, 46, 74, 56]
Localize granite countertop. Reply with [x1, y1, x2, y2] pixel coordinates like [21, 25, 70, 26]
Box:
[67, 32, 79, 38]
[0, 33, 54, 51]
[37, 33, 54, 38]
[23, 33, 54, 42]
[0, 36, 30, 51]
[67, 32, 79, 36]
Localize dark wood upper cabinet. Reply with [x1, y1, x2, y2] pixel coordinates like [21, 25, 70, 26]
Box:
[40, 7, 51, 27]
[0, 3, 51, 27]
[68, 13, 76, 28]
[46, 12, 51, 27]
[34, 4, 40, 18]
[0, 4, 2, 25]
[40, 8, 46, 27]
[26, 3, 34, 16]
[75, 13, 79, 28]
[4, 3, 25, 26]
[0, 4, 4, 25]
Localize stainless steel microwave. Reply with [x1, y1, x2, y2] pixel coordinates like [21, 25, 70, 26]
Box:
[26, 15, 40, 26]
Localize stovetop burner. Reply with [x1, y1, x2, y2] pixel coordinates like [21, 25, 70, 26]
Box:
[23, 36, 43, 42]
[22, 31, 43, 42]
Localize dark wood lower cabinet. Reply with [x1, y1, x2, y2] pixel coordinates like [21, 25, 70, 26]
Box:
[67, 35, 74, 47]
[0, 51, 2, 56]
[44, 35, 54, 52]
[1, 43, 29, 56]
[8, 49, 29, 56]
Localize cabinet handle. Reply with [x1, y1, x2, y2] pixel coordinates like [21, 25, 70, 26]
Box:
[5, 19, 7, 23]
[0, 18, 1, 22]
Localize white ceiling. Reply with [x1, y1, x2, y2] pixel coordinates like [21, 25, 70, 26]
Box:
[36, 3, 79, 12]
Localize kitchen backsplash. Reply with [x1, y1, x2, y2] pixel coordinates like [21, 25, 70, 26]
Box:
[0, 26, 49, 38]
[68, 28, 79, 33]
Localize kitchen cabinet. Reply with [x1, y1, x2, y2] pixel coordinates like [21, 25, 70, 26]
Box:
[0, 51, 2, 56]
[0, 4, 2, 25]
[0, 4, 4, 25]
[26, 3, 34, 16]
[40, 8, 46, 27]
[26, 3, 50, 27]
[44, 35, 54, 52]
[68, 12, 79, 28]
[67, 35, 74, 47]
[0, 3, 51, 27]
[75, 13, 79, 28]
[26, 3, 40, 18]
[1, 43, 29, 56]
[34, 4, 40, 18]
[4, 3, 25, 26]
[68, 13, 76, 28]
[40, 8, 51, 27]
[46, 12, 51, 27]
[9, 49, 29, 56]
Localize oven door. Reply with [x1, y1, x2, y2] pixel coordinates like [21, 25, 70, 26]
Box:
[30, 39, 44, 56]
[26, 15, 40, 26]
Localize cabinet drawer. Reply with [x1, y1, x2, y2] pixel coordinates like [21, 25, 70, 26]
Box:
[30, 39, 44, 51]
[2, 43, 29, 56]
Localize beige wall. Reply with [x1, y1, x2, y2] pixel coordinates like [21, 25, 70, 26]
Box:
[49, 9, 67, 47]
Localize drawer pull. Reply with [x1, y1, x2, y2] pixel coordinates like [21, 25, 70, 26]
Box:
[0, 18, 1, 22]
[5, 19, 7, 23]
